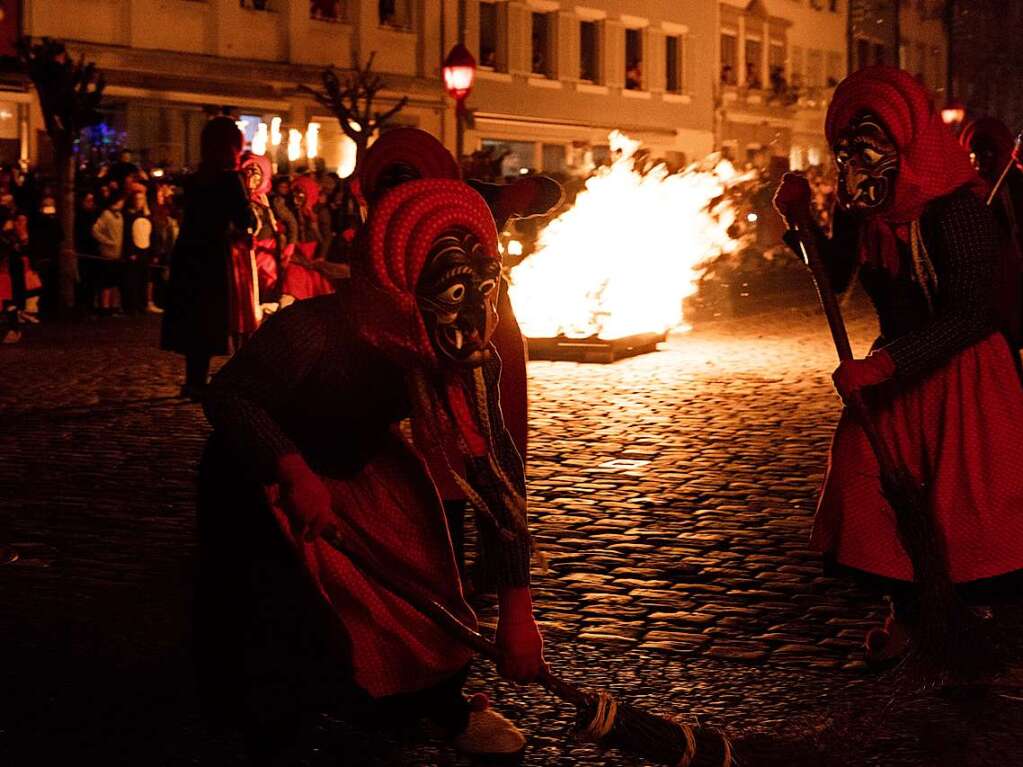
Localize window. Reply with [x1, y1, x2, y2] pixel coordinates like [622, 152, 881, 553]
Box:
[826, 51, 843, 87]
[830, 0, 839, 10]
[482, 139, 536, 177]
[873, 43, 887, 66]
[721, 32, 737, 85]
[625, 28, 643, 90]
[806, 49, 823, 88]
[531, 12, 551, 77]
[791, 45, 804, 89]
[666, 36, 682, 94]
[768, 40, 785, 93]
[310, 0, 342, 21]
[744, 38, 762, 88]
[580, 20, 598, 83]
[379, 0, 411, 28]
[542, 143, 565, 174]
[241, 0, 271, 9]
[479, 2, 498, 69]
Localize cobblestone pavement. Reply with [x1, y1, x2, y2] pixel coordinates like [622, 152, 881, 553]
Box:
[2, 307, 1022, 766]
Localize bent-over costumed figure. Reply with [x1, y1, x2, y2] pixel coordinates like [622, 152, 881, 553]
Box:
[197, 178, 545, 765]
[355, 128, 561, 582]
[161, 117, 258, 400]
[775, 67, 1023, 665]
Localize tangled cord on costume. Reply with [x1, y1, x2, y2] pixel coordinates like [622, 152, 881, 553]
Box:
[406, 366, 547, 571]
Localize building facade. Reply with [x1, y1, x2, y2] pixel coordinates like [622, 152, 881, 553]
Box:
[17, 0, 461, 173]
[459, 1, 718, 177]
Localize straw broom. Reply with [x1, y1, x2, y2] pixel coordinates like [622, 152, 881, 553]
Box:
[321, 529, 734, 767]
[786, 216, 995, 683]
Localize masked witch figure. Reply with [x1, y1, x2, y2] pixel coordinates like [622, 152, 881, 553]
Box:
[197, 178, 545, 765]
[774, 66, 1023, 666]
[161, 117, 258, 400]
[959, 117, 1023, 349]
[357, 127, 561, 583]
[280, 174, 342, 301]
[240, 152, 282, 307]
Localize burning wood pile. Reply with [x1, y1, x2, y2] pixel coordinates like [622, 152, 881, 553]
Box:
[508, 131, 745, 362]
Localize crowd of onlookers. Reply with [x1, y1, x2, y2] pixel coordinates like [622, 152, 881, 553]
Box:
[0, 151, 361, 344]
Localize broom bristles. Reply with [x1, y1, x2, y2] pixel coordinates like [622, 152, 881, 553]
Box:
[880, 468, 1002, 684]
[571, 690, 734, 767]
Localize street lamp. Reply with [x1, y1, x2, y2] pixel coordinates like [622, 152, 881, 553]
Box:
[941, 101, 966, 128]
[443, 43, 476, 172]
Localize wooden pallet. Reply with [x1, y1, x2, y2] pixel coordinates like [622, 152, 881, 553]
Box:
[526, 331, 667, 363]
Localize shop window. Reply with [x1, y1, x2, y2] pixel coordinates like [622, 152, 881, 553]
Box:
[580, 20, 599, 83]
[542, 144, 566, 174]
[625, 28, 643, 90]
[479, 2, 499, 69]
[482, 139, 536, 177]
[721, 32, 738, 85]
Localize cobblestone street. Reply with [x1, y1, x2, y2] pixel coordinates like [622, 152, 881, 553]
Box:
[2, 306, 1022, 766]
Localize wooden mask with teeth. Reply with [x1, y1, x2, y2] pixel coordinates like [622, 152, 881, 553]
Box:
[833, 111, 899, 213]
[415, 229, 501, 368]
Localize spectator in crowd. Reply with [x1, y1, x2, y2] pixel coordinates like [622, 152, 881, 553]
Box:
[122, 189, 151, 316]
[92, 196, 125, 316]
[161, 116, 256, 401]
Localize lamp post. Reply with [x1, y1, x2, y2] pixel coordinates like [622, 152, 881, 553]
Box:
[443, 42, 476, 173]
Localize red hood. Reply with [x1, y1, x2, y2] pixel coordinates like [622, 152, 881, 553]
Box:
[351, 179, 499, 370]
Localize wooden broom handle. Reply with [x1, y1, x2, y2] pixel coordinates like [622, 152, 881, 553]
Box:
[787, 219, 902, 477]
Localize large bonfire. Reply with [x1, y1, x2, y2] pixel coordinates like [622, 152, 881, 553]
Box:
[509, 131, 744, 339]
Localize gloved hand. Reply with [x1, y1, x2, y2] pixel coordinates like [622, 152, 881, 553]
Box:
[495, 587, 546, 684]
[773, 172, 813, 228]
[276, 453, 336, 542]
[832, 350, 896, 404]
[1013, 140, 1023, 173]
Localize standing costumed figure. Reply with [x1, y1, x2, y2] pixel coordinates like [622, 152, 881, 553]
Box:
[197, 178, 544, 765]
[959, 117, 1023, 349]
[775, 67, 1023, 666]
[357, 127, 561, 581]
[280, 175, 338, 300]
[240, 152, 282, 307]
[161, 117, 257, 400]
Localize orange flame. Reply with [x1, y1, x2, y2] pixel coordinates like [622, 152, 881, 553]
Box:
[509, 131, 742, 339]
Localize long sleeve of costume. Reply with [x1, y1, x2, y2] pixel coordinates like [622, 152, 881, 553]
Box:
[272, 198, 298, 246]
[883, 192, 998, 379]
[466, 355, 532, 588]
[203, 310, 328, 481]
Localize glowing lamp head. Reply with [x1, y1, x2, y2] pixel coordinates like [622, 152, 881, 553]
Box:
[287, 129, 303, 162]
[443, 43, 477, 101]
[941, 102, 966, 126]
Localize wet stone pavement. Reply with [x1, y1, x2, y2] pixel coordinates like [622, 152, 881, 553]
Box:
[2, 306, 1022, 766]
